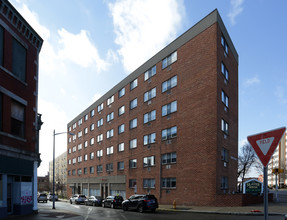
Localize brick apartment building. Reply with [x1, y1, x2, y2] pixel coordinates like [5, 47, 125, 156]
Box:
[67, 9, 238, 206]
[0, 0, 43, 217]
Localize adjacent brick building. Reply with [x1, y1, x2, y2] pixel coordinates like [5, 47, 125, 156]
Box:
[0, 0, 43, 217]
[67, 9, 238, 206]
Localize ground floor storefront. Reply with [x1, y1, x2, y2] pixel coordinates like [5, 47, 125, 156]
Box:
[0, 155, 39, 218]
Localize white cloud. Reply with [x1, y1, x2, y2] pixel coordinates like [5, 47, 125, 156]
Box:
[227, 0, 244, 25]
[57, 29, 108, 71]
[243, 76, 260, 87]
[108, 0, 185, 73]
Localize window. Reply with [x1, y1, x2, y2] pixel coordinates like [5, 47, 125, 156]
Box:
[0, 93, 2, 131]
[90, 109, 95, 117]
[118, 161, 124, 170]
[106, 163, 113, 172]
[144, 110, 156, 124]
[129, 159, 137, 168]
[162, 152, 176, 164]
[97, 118, 103, 127]
[90, 123, 95, 131]
[68, 148, 71, 154]
[72, 146, 76, 152]
[78, 131, 82, 138]
[97, 134, 103, 142]
[118, 105, 125, 116]
[162, 178, 176, 188]
[143, 179, 155, 188]
[118, 124, 125, 134]
[84, 154, 88, 161]
[143, 156, 155, 167]
[144, 65, 156, 81]
[129, 179, 137, 188]
[118, 88, 125, 98]
[68, 159, 71, 164]
[78, 144, 82, 150]
[144, 133, 156, 145]
[107, 95, 114, 105]
[107, 146, 114, 155]
[84, 167, 88, 174]
[72, 158, 76, 164]
[84, 127, 88, 134]
[130, 98, 137, 109]
[221, 148, 229, 162]
[162, 75, 177, 92]
[221, 90, 229, 107]
[90, 152, 94, 160]
[107, 129, 114, 139]
[11, 101, 25, 138]
[129, 118, 137, 129]
[12, 38, 27, 81]
[221, 119, 229, 134]
[97, 165, 103, 173]
[144, 88, 156, 102]
[221, 176, 228, 189]
[118, 143, 124, 152]
[84, 141, 88, 148]
[84, 114, 88, 121]
[98, 103, 103, 112]
[72, 123, 76, 129]
[77, 156, 82, 163]
[97, 149, 103, 158]
[130, 78, 138, 90]
[162, 51, 177, 69]
[72, 170, 76, 176]
[162, 101, 177, 116]
[78, 118, 82, 126]
[0, 26, 3, 67]
[130, 139, 137, 149]
[107, 112, 114, 122]
[90, 138, 95, 145]
[221, 35, 228, 55]
[90, 166, 94, 174]
[221, 62, 229, 81]
[162, 126, 177, 140]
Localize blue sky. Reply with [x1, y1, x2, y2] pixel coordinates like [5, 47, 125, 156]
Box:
[10, 0, 287, 176]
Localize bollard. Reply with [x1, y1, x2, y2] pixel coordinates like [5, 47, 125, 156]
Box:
[173, 200, 176, 209]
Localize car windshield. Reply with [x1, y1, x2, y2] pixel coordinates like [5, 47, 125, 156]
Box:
[40, 194, 46, 196]
[79, 195, 86, 198]
[145, 195, 156, 199]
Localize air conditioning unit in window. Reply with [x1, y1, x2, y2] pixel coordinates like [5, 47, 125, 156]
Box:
[148, 100, 152, 105]
[167, 66, 172, 71]
[109, 105, 112, 108]
[148, 79, 152, 83]
[166, 165, 171, 169]
[224, 162, 227, 167]
[166, 140, 172, 144]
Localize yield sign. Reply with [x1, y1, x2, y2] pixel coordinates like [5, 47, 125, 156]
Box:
[247, 127, 286, 167]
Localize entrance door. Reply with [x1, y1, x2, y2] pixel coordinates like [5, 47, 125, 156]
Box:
[7, 183, 12, 214]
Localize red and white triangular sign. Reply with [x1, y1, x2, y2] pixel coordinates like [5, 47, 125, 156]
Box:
[247, 127, 286, 167]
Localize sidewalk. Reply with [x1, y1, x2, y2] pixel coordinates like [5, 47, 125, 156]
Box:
[159, 202, 287, 216]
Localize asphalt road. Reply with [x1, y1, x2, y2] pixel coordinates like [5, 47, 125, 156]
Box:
[5, 201, 285, 220]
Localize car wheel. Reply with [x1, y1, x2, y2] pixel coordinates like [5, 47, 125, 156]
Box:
[138, 205, 144, 213]
[122, 205, 128, 211]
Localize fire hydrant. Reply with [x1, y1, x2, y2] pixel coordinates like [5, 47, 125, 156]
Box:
[173, 200, 176, 209]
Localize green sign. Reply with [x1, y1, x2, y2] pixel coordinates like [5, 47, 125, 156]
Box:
[244, 180, 262, 194]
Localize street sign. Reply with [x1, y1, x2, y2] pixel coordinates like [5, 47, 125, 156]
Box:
[247, 127, 286, 167]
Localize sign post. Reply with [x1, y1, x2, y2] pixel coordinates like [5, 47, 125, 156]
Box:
[247, 127, 286, 220]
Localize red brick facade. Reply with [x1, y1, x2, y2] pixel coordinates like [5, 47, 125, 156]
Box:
[67, 10, 238, 206]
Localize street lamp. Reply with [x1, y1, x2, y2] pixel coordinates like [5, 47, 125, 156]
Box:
[52, 130, 74, 209]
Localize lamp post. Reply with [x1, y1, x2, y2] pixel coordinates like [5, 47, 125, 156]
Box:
[52, 130, 74, 209]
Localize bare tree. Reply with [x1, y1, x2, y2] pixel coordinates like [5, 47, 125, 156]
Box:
[238, 143, 257, 187]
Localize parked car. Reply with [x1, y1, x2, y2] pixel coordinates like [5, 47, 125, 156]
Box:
[37, 193, 48, 203]
[84, 196, 102, 206]
[48, 193, 58, 201]
[102, 195, 123, 208]
[122, 194, 158, 213]
[70, 194, 87, 204]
